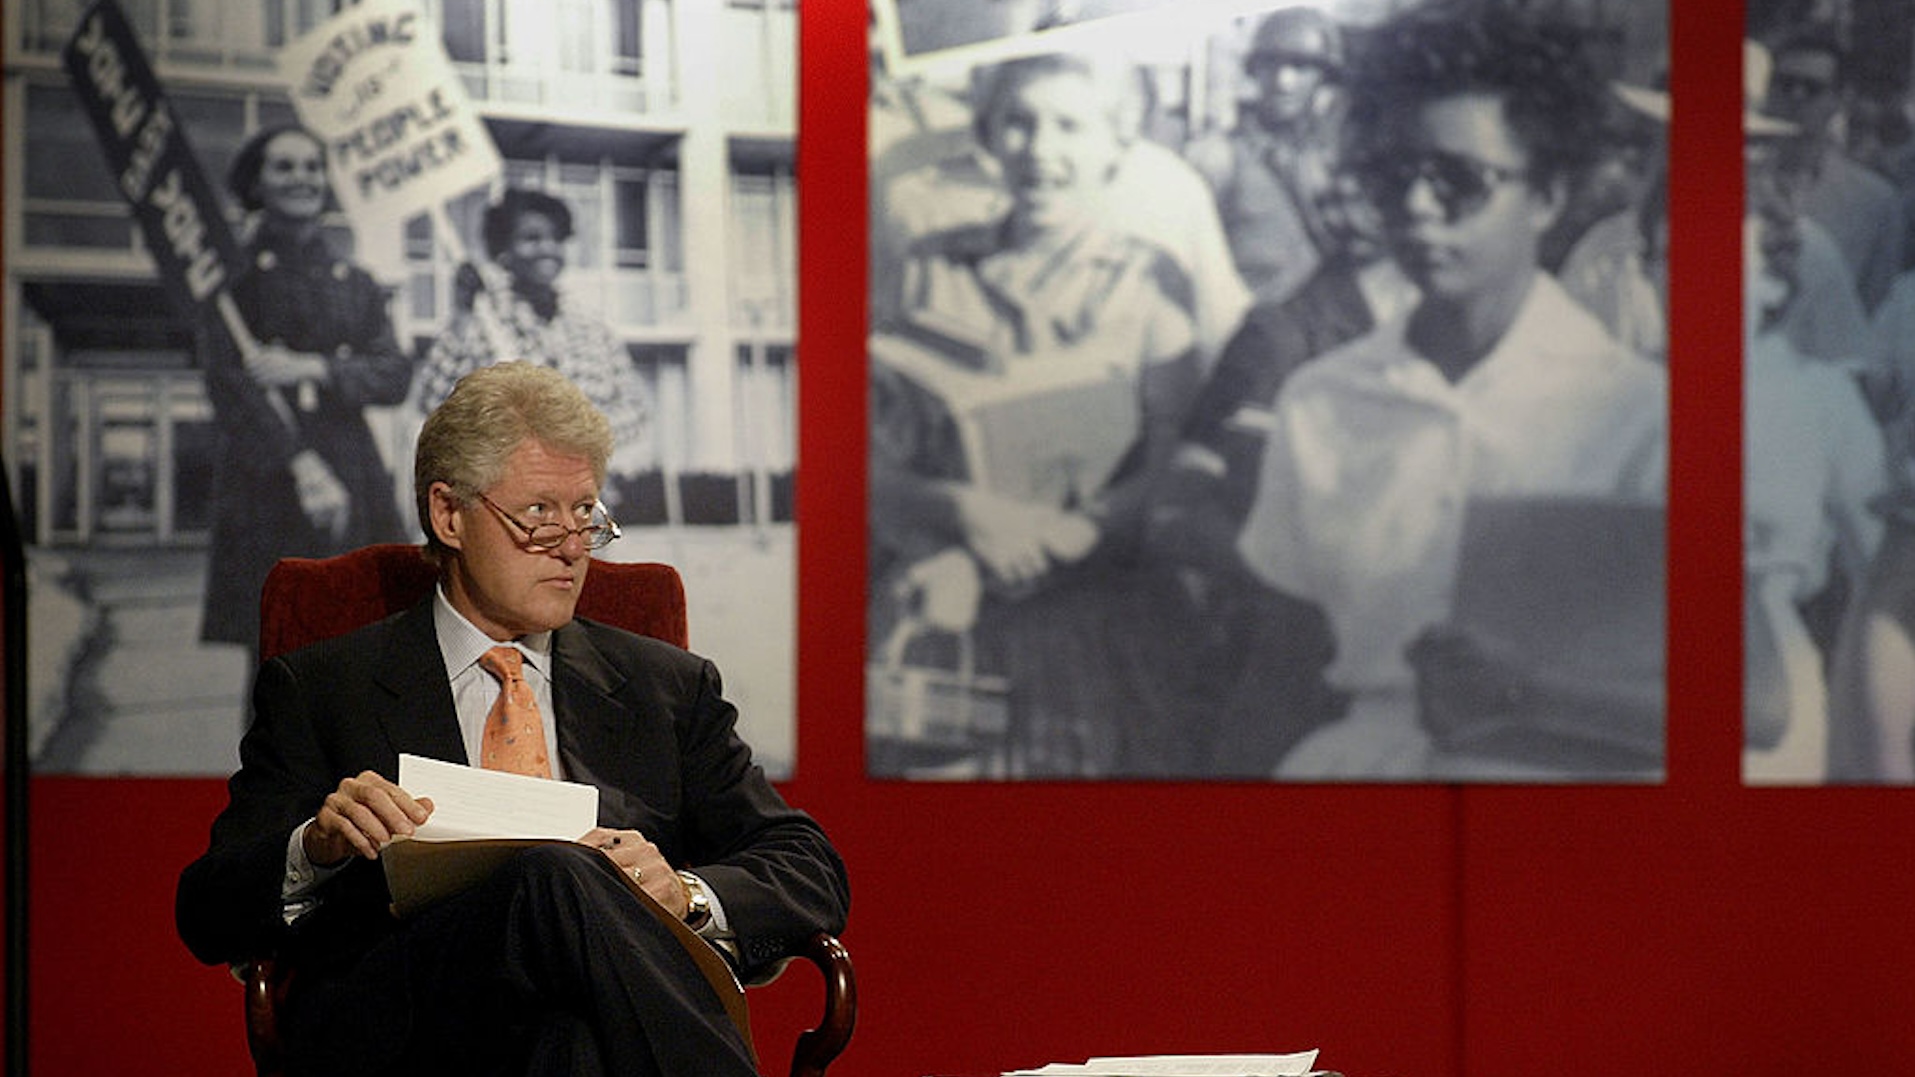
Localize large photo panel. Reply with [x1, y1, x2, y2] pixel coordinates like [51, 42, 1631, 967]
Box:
[1743, 1, 1915, 785]
[6, 0, 800, 777]
[868, 0, 1671, 781]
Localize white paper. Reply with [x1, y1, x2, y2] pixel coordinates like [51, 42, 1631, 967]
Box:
[398, 753, 598, 841]
[1002, 1052, 1319, 1077]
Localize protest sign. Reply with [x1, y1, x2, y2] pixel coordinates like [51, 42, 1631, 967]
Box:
[62, 0, 257, 357]
[279, 0, 503, 233]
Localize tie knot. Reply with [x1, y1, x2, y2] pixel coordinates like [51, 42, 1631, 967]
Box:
[479, 646, 524, 684]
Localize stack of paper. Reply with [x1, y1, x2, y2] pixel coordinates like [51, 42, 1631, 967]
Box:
[1000, 1051, 1325, 1076]
[383, 753, 601, 918]
[396, 752, 598, 840]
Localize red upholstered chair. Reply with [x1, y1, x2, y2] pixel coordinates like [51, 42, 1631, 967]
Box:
[242, 543, 855, 1077]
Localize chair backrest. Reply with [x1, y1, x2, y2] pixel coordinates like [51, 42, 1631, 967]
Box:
[259, 543, 687, 660]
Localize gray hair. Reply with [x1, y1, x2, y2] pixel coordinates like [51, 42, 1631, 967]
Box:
[414, 363, 613, 564]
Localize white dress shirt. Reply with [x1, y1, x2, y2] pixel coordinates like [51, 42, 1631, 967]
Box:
[1239, 274, 1668, 696]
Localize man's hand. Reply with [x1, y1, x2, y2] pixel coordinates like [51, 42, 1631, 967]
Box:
[303, 770, 433, 866]
[582, 826, 689, 919]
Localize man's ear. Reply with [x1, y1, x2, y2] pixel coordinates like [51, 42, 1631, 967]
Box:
[427, 482, 466, 552]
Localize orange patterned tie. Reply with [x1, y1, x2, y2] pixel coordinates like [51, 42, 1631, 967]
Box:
[477, 646, 552, 778]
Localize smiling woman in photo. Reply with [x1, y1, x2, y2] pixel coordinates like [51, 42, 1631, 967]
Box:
[415, 188, 656, 500]
[868, 51, 1202, 774]
[200, 123, 412, 660]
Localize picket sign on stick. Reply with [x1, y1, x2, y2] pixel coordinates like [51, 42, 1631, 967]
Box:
[60, 0, 317, 434]
[64, 0, 259, 359]
[279, 0, 515, 360]
[432, 201, 520, 365]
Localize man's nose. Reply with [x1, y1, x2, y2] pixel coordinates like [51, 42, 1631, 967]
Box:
[551, 528, 590, 560]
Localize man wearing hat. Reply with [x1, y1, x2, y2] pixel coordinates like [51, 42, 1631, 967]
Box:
[1186, 5, 1347, 304]
[1744, 37, 1871, 364]
[1762, 24, 1903, 313]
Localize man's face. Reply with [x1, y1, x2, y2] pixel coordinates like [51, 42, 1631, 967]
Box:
[1764, 49, 1841, 134]
[432, 439, 599, 640]
[1248, 53, 1329, 131]
[1358, 92, 1557, 305]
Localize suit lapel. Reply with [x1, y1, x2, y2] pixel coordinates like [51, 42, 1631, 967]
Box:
[551, 621, 627, 782]
[551, 622, 676, 832]
[370, 600, 468, 765]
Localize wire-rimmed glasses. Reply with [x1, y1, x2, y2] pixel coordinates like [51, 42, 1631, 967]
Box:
[476, 492, 622, 551]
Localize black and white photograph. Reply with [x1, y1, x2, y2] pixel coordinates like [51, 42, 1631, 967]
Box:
[874, 0, 1162, 70]
[867, 0, 1672, 781]
[5, 0, 801, 778]
[1743, 1, 1915, 785]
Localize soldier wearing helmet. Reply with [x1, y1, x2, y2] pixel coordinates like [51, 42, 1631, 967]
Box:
[1186, 6, 1348, 304]
[1242, 5, 1343, 137]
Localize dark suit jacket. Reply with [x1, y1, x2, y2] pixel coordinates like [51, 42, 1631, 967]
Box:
[176, 598, 848, 981]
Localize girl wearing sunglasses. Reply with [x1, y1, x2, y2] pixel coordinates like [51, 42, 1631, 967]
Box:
[1235, 7, 1669, 779]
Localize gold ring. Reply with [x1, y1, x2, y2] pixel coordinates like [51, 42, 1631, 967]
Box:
[630, 865, 644, 883]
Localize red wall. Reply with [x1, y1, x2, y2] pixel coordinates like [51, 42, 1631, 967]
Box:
[13, 1, 1915, 1075]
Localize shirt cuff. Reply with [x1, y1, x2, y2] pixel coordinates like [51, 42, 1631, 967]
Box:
[281, 819, 347, 924]
[684, 871, 738, 962]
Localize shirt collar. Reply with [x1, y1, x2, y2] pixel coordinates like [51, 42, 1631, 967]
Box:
[432, 587, 555, 682]
[1374, 274, 1606, 393]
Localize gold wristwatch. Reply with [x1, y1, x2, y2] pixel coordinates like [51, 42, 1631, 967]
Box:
[676, 870, 712, 930]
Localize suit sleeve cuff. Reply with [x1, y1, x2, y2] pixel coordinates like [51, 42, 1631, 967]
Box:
[282, 819, 347, 924]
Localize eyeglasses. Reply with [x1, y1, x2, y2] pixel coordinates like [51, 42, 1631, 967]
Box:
[476, 492, 622, 551]
[1349, 151, 1530, 223]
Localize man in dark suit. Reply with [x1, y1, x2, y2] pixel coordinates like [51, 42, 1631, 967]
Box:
[176, 363, 848, 1077]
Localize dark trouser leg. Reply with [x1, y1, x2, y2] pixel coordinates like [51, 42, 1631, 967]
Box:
[523, 1011, 604, 1077]
[285, 844, 756, 1077]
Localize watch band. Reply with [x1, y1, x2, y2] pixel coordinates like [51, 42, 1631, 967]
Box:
[676, 870, 712, 930]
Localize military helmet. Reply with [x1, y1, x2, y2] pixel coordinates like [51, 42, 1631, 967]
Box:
[1244, 6, 1344, 75]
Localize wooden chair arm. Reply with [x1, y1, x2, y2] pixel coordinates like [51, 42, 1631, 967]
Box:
[242, 957, 289, 1077]
[789, 931, 857, 1077]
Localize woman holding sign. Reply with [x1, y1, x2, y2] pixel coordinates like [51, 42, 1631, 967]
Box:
[414, 188, 656, 506]
[200, 123, 411, 658]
